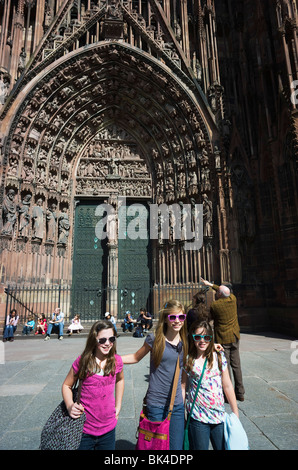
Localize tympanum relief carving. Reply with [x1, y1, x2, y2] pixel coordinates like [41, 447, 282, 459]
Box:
[75, 125, 152, 198]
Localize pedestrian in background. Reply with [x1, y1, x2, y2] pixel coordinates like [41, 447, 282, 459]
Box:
[200, 277, 245, 401]
[3, 309, 19, 342]
[22, 316, 35, 335]
[67, 314, 84, 335]
[138, 308, 153, 333]
[122, 311, 136, 332]
[104, 312, 118, 336]
[186, 292, 209, 331]
[44, 307, 64, 341]
[35, 314, 47, 335]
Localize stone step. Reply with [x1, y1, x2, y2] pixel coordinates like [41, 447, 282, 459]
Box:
[3, 330, 151, 341]
[1, 321, 156, 340]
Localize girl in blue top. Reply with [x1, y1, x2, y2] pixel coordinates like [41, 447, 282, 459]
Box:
[122, 299, 188, 450]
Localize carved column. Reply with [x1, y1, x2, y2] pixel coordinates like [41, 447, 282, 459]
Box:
[281, 29, 295, 103]
[0, 0, 11, 67]
[106, 199, 119, 317]
[184, 247, 189, 283]
[227, 169, 242, 284]
[178, 242, 184, 283]
[33, 0, 46, 51]
[164, 0, 171, 19]
[172, 244, 178, 284]
[208, 7, 217, 83]
[196, 248, 201, 283]
[181, 0, 190, 60]
[217, 171, 231, 283]
[159, 245, 166, 284]
[10, 4, 25, 83]
[107, 241, 118, 317]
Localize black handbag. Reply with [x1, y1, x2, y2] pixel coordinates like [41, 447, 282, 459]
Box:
[40, 380, 86, 450]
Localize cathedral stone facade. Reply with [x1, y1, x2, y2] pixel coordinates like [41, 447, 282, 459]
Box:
[0, 1, 297, 335]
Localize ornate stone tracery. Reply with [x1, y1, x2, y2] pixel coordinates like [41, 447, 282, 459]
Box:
[0, 0, 241, 323]
[0, 40, 219, 290]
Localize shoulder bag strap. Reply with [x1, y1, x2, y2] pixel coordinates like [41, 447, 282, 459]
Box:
[74, 379, 83, 404]
[185, 357, 207, 430]
[142, 346, 181, 418]
[167, 355, 181, 420]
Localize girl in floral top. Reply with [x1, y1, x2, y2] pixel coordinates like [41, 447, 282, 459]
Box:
[182, 320, 239, 450]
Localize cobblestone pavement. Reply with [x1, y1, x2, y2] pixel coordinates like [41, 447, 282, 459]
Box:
[0, 331, 297, 450]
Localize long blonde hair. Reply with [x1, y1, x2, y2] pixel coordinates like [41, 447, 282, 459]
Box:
[75, 320, 117, 380]
[152, 299, 188, 368]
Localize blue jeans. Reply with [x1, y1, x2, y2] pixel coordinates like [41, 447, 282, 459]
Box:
[22, 326, 33, 335]
[189, 418, 225, 450]
[3, 325, 16, 339]
[46, 322, 64, 337]
[123, 322, 134, 332]
[146, 403, 185, 450]
[78, 428, 115, 450]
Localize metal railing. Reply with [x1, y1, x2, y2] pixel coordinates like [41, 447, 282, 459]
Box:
[3, 282, 204, 325]
[4, 284, 70, 324]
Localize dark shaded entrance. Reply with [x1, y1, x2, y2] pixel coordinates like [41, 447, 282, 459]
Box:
[72, 199, 151, 320]
[72, 200, 108, 320]
[118, 201, 152, 317]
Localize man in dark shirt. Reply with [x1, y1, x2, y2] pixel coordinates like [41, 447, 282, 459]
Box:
[138, 308, 153, 332]
[200, 278, 245, 401]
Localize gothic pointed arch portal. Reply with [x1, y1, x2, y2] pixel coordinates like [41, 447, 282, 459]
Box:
[0, 41, 225, 319]
[73, 123, 153, 318]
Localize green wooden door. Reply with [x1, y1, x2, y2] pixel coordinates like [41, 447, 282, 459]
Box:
[72, 201, 108, 320]
[72, 200, 151, 320]
[118, 202, 151, 317]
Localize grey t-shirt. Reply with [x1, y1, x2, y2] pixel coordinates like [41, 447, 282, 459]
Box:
[145, 333, 184, 407]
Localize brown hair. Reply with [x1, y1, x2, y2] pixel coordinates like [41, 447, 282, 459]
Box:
[185, 320, 222, 373]
[152, 299, 188, 368]
[75, 320, 117, 380]
[187, 292, 209, 320]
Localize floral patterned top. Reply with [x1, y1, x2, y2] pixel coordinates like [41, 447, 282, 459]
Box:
[186, 351, 227, 424]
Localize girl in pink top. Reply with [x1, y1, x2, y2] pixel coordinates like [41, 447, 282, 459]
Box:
[62, 320, 124, 450]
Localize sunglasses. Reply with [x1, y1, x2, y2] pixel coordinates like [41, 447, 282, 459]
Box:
[167, 314, 186, 322]
[97, 336, 116, 345]
[192, 334, 212, 342]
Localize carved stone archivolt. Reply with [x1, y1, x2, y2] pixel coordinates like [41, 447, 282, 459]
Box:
[1, 41, 215, 201]
[0, 40, 219, 287]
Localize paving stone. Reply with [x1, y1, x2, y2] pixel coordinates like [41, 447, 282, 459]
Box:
[0, 332, 297, 450]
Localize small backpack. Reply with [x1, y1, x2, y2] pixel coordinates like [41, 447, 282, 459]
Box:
[133, 325, 144, 338]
